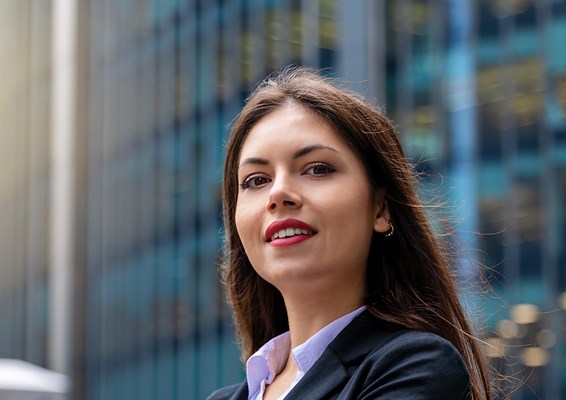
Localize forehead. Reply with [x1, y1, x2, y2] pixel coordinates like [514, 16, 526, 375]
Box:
[239, 104, 345, 157]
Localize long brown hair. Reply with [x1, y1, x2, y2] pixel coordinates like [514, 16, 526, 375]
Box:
[221, 66, 491, 399]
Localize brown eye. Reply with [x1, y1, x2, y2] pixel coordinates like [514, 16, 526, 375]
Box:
[306, 163, 336, 176]
[240, 175, 271, 189]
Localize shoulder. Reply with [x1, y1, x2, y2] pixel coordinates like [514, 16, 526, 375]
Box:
[330, 314, 471, 399]
[354, 330, 470, 399]
[206, 382, 244, 400]
[364, 328, 470, 377]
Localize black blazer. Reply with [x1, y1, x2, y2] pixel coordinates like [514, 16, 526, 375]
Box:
[207, 311, 471, 400]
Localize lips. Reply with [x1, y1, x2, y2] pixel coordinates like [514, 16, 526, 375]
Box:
[265, 219, 316, 243]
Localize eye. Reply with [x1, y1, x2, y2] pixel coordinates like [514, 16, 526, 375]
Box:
[240, 175, 271, 190]
[304, 163, 336, 176]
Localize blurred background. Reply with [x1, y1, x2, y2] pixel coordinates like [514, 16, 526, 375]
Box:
[1, 0, 565, 399]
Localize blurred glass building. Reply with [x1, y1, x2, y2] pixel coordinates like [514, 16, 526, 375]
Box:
[1, 1, 565, 399]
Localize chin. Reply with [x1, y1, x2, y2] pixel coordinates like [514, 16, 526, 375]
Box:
[262, 267, 336, 291]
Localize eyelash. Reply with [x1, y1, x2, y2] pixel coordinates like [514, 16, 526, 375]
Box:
[239, 175, 270, 190]
[305, 163, 336, 176]
[239, 163, 336, 190]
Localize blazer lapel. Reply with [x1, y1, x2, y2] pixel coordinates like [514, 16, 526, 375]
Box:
[283, 310, 401, 400]
[284, 348, 350, 400]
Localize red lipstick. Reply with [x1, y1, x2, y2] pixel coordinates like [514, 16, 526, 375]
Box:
[265, 219, 316, 247]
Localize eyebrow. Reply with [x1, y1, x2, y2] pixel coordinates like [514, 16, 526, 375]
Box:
[238, 157, 269, 168]
[292, 144, 338, 159]
[238, 144, 338, 169]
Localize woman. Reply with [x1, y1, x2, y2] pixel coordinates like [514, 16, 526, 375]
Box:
[209, 67, 491, 399]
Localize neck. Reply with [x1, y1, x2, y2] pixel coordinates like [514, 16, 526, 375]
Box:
[280, 280, 365, 348]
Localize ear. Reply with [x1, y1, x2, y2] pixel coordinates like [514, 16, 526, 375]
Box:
[372, 189, 391, 233]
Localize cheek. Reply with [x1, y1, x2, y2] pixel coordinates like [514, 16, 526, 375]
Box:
[235, 202, 254, 247]
[327, 191, 375, 236]
[234, 203, 265, 270]
[330, 189, 373, 217]
[234, 205, 245, 242]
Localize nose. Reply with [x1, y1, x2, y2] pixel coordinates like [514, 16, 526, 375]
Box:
[266, 174, 302, 212]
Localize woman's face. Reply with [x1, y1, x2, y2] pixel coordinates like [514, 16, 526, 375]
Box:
[235, 103, 390, 295]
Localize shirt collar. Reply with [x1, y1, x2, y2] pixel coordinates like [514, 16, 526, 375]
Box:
[245, 305, 366, 397]
[291, 305, 366, 373]
[246, 331, 290, 398]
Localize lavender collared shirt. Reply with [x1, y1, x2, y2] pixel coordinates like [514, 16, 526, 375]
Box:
[245, 306, 366, 400]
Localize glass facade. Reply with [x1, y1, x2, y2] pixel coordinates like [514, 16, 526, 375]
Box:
[80, 1, 337, 398]
[381, 1, 566, 398]
[1, 1, 565, 399]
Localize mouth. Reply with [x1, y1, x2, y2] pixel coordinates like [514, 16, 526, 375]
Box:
[265, 219, 317, 243]
[269, 227, 314, 242]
